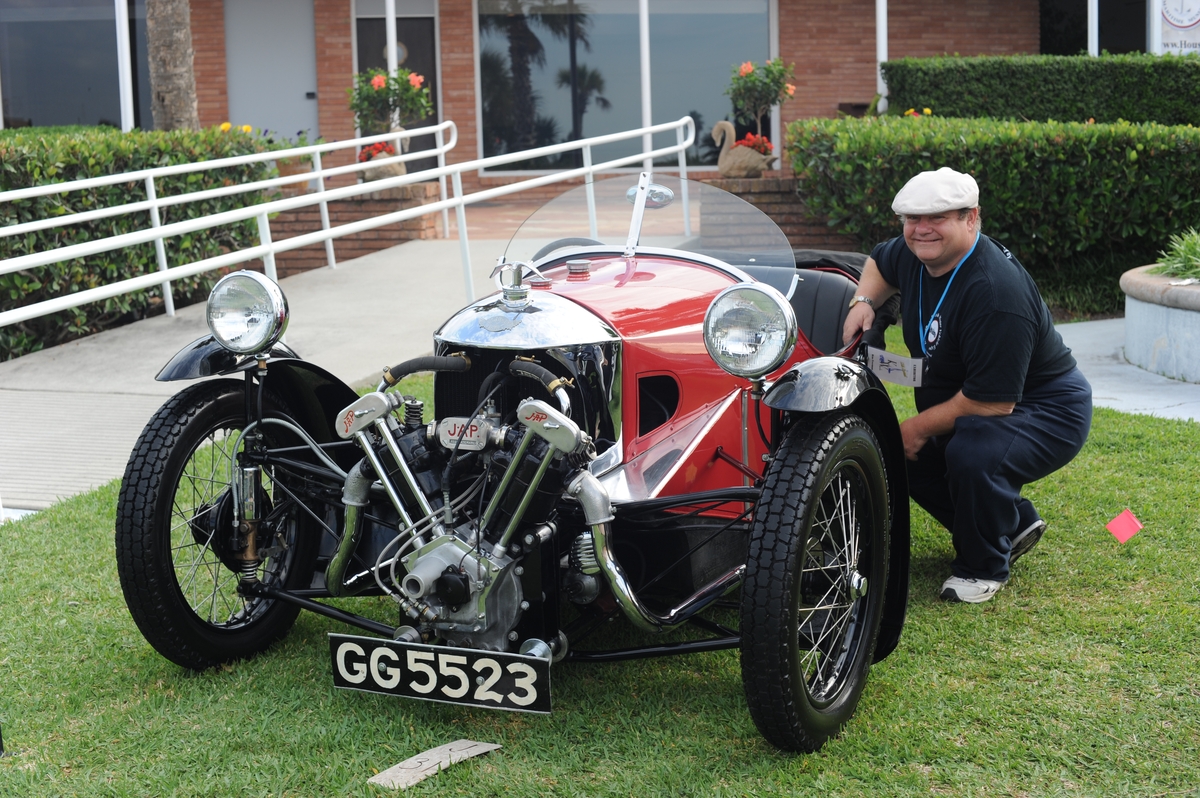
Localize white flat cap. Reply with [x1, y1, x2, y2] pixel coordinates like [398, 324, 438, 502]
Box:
[891, 167, 979, 215]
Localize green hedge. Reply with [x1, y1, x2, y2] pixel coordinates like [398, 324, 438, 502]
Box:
[0, 127, 283, 361]
[787, 115, 1200, 312]
[882, 54, 1200, 125]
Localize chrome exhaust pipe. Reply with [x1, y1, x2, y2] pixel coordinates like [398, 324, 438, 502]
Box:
[326, 458, 372, 597]
[565, 471, 744, 632]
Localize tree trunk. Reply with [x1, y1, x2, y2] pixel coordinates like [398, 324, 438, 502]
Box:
[146, 0, 200, 131]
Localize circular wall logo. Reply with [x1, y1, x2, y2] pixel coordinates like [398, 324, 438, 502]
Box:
[1163, 0, 1200, 29]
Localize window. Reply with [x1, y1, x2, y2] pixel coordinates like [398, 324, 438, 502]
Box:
[477, 0, 769, 170]
[0, 0, 121, 128]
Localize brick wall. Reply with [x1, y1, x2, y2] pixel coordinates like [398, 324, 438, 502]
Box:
[269, 182, 441, 278]
[314, 0, 358, 186]
[705, 178, 862, 253]
[780, 0, 1040, 127]
[190, 0, 228, 127]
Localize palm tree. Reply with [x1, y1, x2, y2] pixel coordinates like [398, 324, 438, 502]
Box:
[480, 2, 592, 151]
[145, 0, 199, 130]
[555, 63, 610, 139]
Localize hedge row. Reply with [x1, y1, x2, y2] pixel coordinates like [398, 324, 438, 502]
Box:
[786, 115, 1200, 283]
[882, 54, 1200, 125]
[0, 127, 284, 361]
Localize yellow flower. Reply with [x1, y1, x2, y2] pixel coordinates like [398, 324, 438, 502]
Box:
[241, 125, 253, 133]
[219, 122, 232, 132]
[923, 107, 932, 115]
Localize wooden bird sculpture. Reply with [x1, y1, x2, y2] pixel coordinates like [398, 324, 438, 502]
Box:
[713, 120, 775, 178]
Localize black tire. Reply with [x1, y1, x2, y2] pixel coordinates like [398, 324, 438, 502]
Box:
[532, 237, 604, 261]
[116, 379, 319, 670]
[741, 412, 890, 752]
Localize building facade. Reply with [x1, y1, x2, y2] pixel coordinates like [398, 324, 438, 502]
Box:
[1, 0, 1180, 190]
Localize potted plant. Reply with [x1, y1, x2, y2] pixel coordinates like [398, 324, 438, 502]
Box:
[718, 59, 795, 178]
[348, 68, 434, 180]
[1121, 227, 1200, 382]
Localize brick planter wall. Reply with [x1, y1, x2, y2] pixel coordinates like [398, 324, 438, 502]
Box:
[704, 177, 862, 253]
[267, 181, 441, 278]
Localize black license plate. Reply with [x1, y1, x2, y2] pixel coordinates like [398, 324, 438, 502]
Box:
[329, 634, 551, 714]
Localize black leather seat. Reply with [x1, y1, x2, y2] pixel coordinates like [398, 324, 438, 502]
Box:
[739, 261, 860, 355]
[788, 268, 858, 355]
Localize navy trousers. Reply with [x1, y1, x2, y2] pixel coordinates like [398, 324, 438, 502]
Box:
[906, 367, 1093, 582]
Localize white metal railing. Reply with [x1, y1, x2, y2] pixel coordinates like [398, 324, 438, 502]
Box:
[0, 116, 695, 329]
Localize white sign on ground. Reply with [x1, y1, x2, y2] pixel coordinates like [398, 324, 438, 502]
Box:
[368, 740, 501, 789]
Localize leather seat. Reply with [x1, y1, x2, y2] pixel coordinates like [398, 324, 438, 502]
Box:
[788, 268, 858, 355]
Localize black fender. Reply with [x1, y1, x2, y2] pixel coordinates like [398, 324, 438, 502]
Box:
[155, 335, 360, 457]
[764, 357, 910, 663]
[156, 335, 302, 382]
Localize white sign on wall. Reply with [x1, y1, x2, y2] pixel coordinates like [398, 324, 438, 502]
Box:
[1162, 0, 1200, 54]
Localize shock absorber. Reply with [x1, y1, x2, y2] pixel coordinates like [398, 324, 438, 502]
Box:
[235, 465, 262, 583]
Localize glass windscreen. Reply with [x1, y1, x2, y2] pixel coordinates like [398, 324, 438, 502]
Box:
[503, 174, 795, 273]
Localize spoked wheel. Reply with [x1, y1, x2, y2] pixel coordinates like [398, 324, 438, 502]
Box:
[741, 412, 890, 752]
[116, 379, 319, 670]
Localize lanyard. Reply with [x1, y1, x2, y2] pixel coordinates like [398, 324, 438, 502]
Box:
[918, 231, 980, 357]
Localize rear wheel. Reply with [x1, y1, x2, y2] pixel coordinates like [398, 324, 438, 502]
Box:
[740, 412, 890, 752]
[116, 379, 319, 670]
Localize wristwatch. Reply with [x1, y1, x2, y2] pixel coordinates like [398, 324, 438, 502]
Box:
[848, 295, 874, 309]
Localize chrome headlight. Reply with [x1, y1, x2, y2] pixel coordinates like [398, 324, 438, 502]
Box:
[206, 271, 289, 355]
[703, 283, 797, 379]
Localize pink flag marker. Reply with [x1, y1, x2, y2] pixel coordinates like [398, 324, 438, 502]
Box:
[1105, 509, 1143, 544]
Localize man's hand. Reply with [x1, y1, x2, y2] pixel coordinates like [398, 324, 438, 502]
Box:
[901, 392, 1017, 460]
[841, 258, 898, 347]
[842, 303, 876, 347]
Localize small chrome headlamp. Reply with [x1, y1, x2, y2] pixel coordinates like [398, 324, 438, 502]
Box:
[703, 282, 797, 379]
[206, 271, 289, 355]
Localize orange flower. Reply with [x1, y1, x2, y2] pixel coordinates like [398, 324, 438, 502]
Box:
[371, 74, 387, 90]
[408, 72, 424, 89]
[785, 83, 795, 97]
[739, 61, 754, 77]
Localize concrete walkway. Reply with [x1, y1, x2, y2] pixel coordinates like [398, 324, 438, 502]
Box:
[2, 238, 1197, 511]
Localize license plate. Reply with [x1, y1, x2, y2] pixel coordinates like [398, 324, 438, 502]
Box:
[328, 633, 551, 714]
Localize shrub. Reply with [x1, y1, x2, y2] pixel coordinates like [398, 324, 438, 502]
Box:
[882, 53, 1200, 125]
[0, 126, 284, 361]
[786, 115, 1200, 306]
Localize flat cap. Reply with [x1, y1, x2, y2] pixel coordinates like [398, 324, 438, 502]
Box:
[891, 167, 979, 215]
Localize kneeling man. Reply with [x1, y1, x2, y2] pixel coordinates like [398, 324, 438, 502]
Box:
[843, 167, 1093, 603]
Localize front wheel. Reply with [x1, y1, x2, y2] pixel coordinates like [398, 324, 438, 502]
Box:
[116, 379, 319, 670]
[741, 412, 890, 752]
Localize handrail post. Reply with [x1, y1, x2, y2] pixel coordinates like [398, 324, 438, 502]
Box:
[451, 171, 474, 302]
[257, 212, 279, 283]
[583, 145, 598, 240]
[677, 123, 691, 238]
[310, 150, 337, 269]
[144, 176, 176, 316]
[436, 126, 450, 238]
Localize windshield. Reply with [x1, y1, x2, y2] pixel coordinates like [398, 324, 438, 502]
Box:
[502, 174, 795, 274]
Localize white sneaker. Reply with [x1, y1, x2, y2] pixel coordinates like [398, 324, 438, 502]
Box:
[940, 576, 1005, 603]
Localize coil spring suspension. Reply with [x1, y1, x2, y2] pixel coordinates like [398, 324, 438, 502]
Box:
[403, 398, 425, 429]
[239, 558, 260, 582]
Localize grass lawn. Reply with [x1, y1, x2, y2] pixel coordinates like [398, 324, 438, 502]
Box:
[1, 348, 1198, 796]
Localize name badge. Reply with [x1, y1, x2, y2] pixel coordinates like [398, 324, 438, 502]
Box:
[866, 346, 923, 387]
